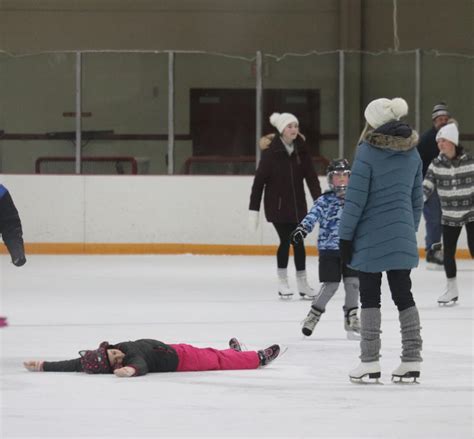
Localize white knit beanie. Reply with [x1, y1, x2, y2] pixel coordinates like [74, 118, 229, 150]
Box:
[436, 123, 459, 146]
[269, 112, 299, 134]
[364, 97, 409, 129]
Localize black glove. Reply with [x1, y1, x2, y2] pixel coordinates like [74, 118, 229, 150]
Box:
[290, 225, 307, 244]
[3, 228, 26, 267]
[12, 255, 26, 267]
[339, 239, 353, 266]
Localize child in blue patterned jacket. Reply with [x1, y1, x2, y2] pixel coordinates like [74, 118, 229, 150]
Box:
[291, 159, 360, 339]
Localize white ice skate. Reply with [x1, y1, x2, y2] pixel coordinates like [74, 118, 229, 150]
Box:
[349, 361, 382, 384]
[391, 362, 421, 383]
[296, 272, 316, 300]
[301, 308, 322, 336]
[278, 278, 294, 300]
[437, 278, 459, 306]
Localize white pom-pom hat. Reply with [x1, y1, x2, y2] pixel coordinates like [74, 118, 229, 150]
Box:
[364, 97, 409, 129]
[436, 123, 459, 146]
[269, 112, 299, 134]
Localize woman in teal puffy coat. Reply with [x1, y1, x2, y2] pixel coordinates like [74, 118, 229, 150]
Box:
[339, 97, 424, 384]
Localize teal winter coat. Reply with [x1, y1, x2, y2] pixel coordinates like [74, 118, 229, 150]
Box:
[339, 123, 423, 273]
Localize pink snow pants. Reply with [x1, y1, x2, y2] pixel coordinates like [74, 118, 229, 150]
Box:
[169, 344, 260, 372]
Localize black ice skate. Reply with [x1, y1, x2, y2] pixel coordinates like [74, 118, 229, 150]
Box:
[0, 316, 8, 328]
[228, 337, 242, 352]
[344, 307, 361, 340]
[258, 344, 280, 366]
[426, 242, 443, 271]
[391, 362, 421, 384]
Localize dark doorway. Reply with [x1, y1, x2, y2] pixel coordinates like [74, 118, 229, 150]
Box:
[190, 88, 320, 157]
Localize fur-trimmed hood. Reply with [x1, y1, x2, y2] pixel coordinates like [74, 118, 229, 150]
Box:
[259, 132, 306, 150]
[362, 121, 418, 152]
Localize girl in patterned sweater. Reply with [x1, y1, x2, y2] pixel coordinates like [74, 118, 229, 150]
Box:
[423, 122, 474, 305]
[291, 159, 360, 339]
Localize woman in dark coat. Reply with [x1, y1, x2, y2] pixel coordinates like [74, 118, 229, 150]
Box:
[24, 338, 281, 377]
[249, 112, 321, 300]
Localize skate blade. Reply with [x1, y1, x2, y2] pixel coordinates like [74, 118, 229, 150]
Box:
[349, 373, 383, 385]
[299, 292, 316, 300]
[346, 331, 361, 341]
[278, 292, 293, 300]
[438, 297, 458, 306]
[392, 373, 420, 384]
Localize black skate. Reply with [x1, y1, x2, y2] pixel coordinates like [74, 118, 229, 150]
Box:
[0, 316, 8, 328]
[258, 344, 280, 366]
[426, 242, 443, 271]
[228, 337, 242, 352]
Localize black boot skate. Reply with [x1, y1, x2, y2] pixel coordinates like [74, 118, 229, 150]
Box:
[426, 242, 443, 270]
[258, 345, 280, 366]
[228, 337, 242, 352]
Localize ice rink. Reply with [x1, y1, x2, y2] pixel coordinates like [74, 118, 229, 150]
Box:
[0, 254, 472, 438]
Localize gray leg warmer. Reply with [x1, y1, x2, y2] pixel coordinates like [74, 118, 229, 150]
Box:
[343, 276, 359, 310]
[311, 282, 339, 311]
[360, 308, 382, 362]
[399, 306, 423, 362]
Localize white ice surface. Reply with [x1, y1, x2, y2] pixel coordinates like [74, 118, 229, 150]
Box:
[0, 255, 473, 439]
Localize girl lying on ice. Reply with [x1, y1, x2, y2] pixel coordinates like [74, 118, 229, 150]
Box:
[24, 338, 281, 377]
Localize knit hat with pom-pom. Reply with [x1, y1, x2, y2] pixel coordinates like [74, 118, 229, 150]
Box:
[436, 122, 459, 146]
[269, 112, 299, 134]
[364, 98, 409, 129]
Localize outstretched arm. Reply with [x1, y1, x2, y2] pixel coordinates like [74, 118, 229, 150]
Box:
[24, 358, 83, 372]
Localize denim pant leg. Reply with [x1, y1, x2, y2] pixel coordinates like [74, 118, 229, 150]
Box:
[423, 190, 442, 250]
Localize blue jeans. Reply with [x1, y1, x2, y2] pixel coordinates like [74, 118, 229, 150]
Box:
[423, 190, 442, 250]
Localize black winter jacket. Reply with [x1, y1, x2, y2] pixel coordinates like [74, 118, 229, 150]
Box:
[0, 184, 25, 264]
[416, 126, 438, 177]
[249, 134, 321, 223]
[43, 339, 179, 376]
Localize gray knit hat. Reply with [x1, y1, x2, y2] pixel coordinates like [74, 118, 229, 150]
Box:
[432, 102, 450, 120]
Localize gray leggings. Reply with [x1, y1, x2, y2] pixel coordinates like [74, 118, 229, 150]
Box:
[312, 277, 359, 312]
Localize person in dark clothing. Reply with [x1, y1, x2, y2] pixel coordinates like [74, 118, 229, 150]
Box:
[0, 184, 26, 267]
[248, 112, 321, 300]
[0, 184, 26, 328]
[23, 338, 282, 377]
[416, 102, 451, 269]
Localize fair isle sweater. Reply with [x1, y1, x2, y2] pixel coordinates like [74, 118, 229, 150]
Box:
[423, 150, 474, 227]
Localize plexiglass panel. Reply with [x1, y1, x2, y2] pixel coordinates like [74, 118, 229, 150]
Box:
[81, 53, 168, 175]
[0, 53, 75, 174]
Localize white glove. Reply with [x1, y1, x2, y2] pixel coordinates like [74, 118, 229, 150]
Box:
[248, 210, 260, 232]
[114, 366, 135, 377]
[24, 360, 44, 372]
